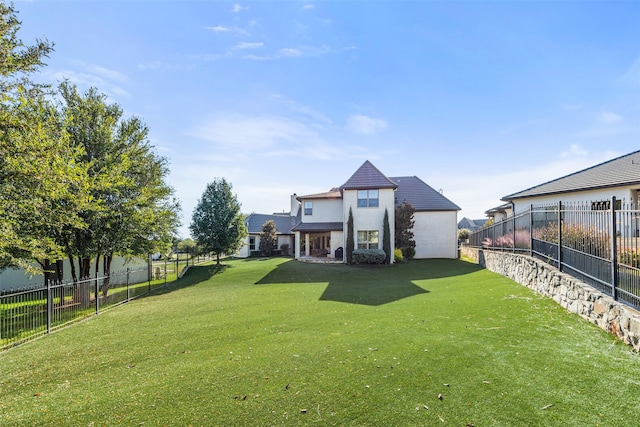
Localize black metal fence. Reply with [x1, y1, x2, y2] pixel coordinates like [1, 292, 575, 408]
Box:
[1, 254, 215, 351]
[469, 197, 640, 310]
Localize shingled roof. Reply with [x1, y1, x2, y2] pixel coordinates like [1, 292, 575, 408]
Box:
[502, 150, 640, 201]
[245, 213, 297, 234]
[340, 160, 398, 191]
[391, 176, 460, 212]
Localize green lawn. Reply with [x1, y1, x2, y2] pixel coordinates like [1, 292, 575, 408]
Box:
[1, 258, 639, 426]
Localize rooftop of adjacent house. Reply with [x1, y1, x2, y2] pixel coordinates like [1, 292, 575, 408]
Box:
[340, 160, 398, 190]
[502, 150, 640, 201]
[245, 213, 298, 234]
[485, 202, 511, 216]
[391, 176, 460, 211]
[458, 217, 488, 230]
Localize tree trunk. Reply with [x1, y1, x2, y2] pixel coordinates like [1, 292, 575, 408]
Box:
[216, 252, 220, 265]
[102, 254, 112, 297]
[78, 256, 92, 306]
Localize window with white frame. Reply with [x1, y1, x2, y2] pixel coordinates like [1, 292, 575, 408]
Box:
[249, 236, 256, 251]
[357, 189, 379, 208]
[357, 230, 379, 249]
[304, 201, 313, 215]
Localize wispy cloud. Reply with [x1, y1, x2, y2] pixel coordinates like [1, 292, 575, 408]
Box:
[345, 114, 388, 135]
[205, 25, 249, 36]
[233, 42, 264, 50]
[45, 63, 130, 99]
[206, 25, 230, 33]
[618, 56, 640, 87]
[598, 111, 623, 124]
[302, 4, 315, 10]
[232, 4, 249, 13]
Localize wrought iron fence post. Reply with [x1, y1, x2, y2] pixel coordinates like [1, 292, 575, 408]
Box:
[611, 196, 618, 300]
[95, 271, 99, 314]
[529, 204, 533, 257]
[512, 213, 516, 253]
[46, 280, 52, 335]
[557, 200, 562, 272]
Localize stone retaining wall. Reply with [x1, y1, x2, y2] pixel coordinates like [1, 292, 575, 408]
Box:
[460, 246, 640, 352]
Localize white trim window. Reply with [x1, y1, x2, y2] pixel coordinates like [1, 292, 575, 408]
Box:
[249, 236, 256, 251]
[357, 189, 379, 208]
[304, 201, 313, 215]
[357, 230, 379, 249]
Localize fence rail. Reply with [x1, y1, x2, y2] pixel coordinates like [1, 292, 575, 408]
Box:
[1, 254, 216, 351]
[468, 197, 640, 311]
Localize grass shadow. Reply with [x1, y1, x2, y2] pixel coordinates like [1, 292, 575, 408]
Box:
[255, 259, 483, 306]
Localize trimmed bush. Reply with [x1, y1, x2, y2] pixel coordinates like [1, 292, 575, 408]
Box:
[394, 248, 404, 263]
[403, 246, 416, 259]
[352, 249, 386, 265]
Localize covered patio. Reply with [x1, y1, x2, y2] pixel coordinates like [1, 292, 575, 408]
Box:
[292, 222, 344, 262]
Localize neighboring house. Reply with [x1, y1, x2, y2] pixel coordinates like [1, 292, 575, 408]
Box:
[276, 160, 460, 261]
[502, 150, 640, 213]
[484, 202, 512, 223]
[458, 217, 488, 231]
[237, 211, 299, 258]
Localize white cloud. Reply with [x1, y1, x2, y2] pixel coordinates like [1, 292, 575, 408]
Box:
[598, 111, 623, 124]
[302, 4, 315, 10]
[232, 4, 249, 12]
[46, 68, 129, 99]
[206, 25, 229, 33]
[345, 114, 388, 135]
[190, 115, 320, 151]
[233, 42, 264, 50]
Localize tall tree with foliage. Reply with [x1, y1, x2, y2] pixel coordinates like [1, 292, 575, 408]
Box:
[383, 208, 391, 264]
[190, 178, 247, 265]
[346, 207, 354, 265]
[259, 220, 278, 257]
[0, 4, 89, 274]
[395, 201, 416, 259]
[58, 82, 180, 295]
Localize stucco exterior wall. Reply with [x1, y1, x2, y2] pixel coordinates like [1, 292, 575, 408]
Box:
[413, 211, 458, 259]
[301, 198, 343, 223]
[342, 188, 395, 255]
[237, 234, 294, 258]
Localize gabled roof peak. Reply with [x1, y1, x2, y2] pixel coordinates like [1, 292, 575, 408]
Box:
[340, 160, 398, 191]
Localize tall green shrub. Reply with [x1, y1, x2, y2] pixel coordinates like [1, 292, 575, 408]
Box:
[346, 207, 354, 265]
[383, 208, 391, 264]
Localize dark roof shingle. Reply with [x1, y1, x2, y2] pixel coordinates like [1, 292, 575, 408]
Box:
[503, 150, 640, 200]
[340, 160, 398, 190]
[245, 213, 297, 234]
[390, 176, 460, 211]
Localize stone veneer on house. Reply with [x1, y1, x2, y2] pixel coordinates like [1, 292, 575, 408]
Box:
[461, 246, 640, 352]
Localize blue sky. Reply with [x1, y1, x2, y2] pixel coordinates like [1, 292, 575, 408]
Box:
[15, 0, 640, 237]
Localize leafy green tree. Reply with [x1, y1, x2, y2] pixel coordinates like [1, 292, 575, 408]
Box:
[383, 208, 391, 264]
[58, 82, 180, 296]
[458, 228, 471, 242]
[395, 201, 416, 259]
[177, 238, 197, 255]
[190, 178, 247, 265]
[259, 220, 277, 257]
[346, 207, 354, 265]
[0, 4, 89, 274]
